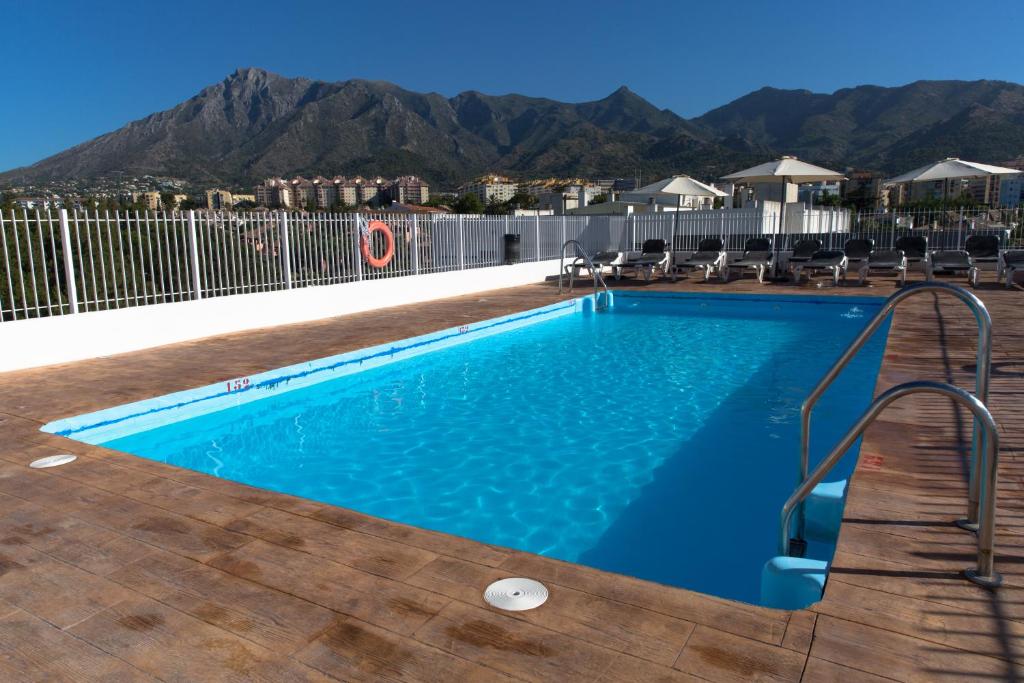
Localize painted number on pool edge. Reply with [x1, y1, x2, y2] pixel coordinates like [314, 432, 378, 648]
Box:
[225, 378, 251, 393]
[458, 325, 470, 334]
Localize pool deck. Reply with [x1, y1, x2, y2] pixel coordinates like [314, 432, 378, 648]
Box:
[0, 271, 1021, 681]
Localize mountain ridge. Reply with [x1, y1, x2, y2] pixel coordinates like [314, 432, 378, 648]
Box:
[3, 68, 1023, 189]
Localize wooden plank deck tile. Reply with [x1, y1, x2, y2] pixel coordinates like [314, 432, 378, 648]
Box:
[810, 614, 1013, 682]
[107, 548, 337, 655]
[407, 554, 695, 666]
[0, 541, 135, 629]
[224, 507, 439, 581]
[413, 600, 701, 682]
[497, 551, 790, 646]
[208, 539, 450, 636]
[673, 625, 806, 682]
[0, 609, 157, 682]
[296, 615, 517, 683]
[0, 493, 155, 576]
[68, 594, 336, 682]
[814, 580, 1024, 664]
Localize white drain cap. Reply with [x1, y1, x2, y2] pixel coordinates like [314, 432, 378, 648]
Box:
[484, 578, 549, 611]
[30, 454, 77, 469]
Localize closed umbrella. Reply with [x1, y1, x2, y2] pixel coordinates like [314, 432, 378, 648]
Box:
[722, 156, 845, 276]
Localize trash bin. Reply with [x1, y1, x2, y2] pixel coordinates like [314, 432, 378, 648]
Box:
[503, 234, 521, 264]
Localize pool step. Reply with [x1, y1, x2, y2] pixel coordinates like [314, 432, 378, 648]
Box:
[760, 479, 849, 609]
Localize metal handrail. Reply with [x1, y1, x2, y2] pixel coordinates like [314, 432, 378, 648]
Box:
[780, 380, 1001, 588]
[559, 240, 610, 306]
[796, 281, 992, 542]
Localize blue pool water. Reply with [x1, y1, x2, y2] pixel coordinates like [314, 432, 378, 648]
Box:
[87, 292, 889, 605]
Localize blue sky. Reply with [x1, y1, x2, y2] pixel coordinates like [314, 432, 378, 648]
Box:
[2, 0, 1022, 171]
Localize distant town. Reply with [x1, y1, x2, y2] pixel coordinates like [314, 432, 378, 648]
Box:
[4, 163, 1024, 216]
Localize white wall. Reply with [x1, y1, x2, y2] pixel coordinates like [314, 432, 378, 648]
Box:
[0, 259, 561, 373]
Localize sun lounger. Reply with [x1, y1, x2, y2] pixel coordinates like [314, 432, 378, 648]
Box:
[859, 249, 907, 286]
[670, 238, 727, 282]
[929, 249, 977, 287]
[564, 250, 620, 279]
[792, 250, 848, 286]
[722, 238, 773, 284]
[1002, 250, 1024, 289]
[894, 236, 928, 277]
[965, 235, 1000, 283]
[842, 239, 874, 283]
[613, 239, 667, 282]
[786, 239, 823, 279]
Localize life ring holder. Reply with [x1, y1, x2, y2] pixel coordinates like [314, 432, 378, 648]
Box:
[359, 219, 395, 268]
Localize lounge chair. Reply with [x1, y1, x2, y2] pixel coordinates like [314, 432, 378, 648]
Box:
[1001, 250, 1024, 289]
[928, 250, 978, 287]
[722, 238, 773, 284]
[860, 249, 908, 286]
[786, 239, 823, 280]
[792, 250, 848, 286]
[670, 238, 727, 282]
[965, 235, 1001, 283]
[894, 236, 928, 277]
[564, 250, 620, 279]
[613, 239, 667, 282]
[842, 239, 874, 283]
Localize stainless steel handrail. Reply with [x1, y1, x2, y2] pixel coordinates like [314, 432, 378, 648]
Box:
[559, 240, 610, 307]
[796, 281, 992, 542]
[780, 380, 1001, 587]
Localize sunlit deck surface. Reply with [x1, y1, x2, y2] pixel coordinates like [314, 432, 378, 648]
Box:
[0, 271, 1022, 682]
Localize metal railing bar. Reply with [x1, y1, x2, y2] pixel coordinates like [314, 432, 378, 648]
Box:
[779, 379, 1001, 587]
[796, 281, 992, 542]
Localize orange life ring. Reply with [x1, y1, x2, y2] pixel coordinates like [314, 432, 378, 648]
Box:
[360, 220, 395, 268]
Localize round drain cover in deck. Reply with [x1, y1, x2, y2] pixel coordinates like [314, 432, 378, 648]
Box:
[30, 454, 77, 469]
[484, 578, 549, 611]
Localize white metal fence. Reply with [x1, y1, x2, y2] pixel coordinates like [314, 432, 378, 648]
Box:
[1, 207, 1020, 321]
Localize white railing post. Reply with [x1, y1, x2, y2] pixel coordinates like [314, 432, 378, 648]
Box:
[352, 213, 363, 281]
[58, 209, 79, 314]
[279, 211, 293, 288]
[411, 214, 420, 275]
[458, 214, 465, 270]
[535, 214, 541, 261]
[186, 210, 203, 299]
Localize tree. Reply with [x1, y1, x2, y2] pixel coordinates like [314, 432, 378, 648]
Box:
[589, 193, 607, 205]
[483, 196, 506, 215]
[507, 192, 537, 210]
[161, 192, 178, 211]
[451, 193, 484, 214]
[0, 192, 15, 211]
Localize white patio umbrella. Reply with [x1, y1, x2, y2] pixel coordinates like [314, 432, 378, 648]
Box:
[632, 175, 727, 248]
[722, 156, 846, 274]
[885, 157, 1020, 195]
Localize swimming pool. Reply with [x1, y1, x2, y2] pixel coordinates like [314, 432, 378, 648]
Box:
[45, 291, 890, 606]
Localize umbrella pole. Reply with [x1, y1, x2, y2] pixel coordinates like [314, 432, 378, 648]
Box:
[773, 177, 789, 280]
[671, 194, 680, 272]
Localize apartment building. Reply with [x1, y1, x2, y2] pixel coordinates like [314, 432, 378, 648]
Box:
[383, 175, 429, 204]
[458, 175, 517, 203]
[206, 189, 234, 210]
[133, 191, 162, 210]
[254, 178, 293, 208]
[254, 175, 426, 208]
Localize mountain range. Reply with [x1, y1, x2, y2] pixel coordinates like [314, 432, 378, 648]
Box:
[3, 68, 1024, 190]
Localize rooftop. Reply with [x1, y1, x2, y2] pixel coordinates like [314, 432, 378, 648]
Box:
[0, 274, 1021, 681]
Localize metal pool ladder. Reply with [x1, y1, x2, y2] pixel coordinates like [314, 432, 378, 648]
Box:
[559, 240, 610, 309]
[782, 281, 1001, 587]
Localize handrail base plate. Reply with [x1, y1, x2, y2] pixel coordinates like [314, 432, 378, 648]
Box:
[965, 568, 1003, 589]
